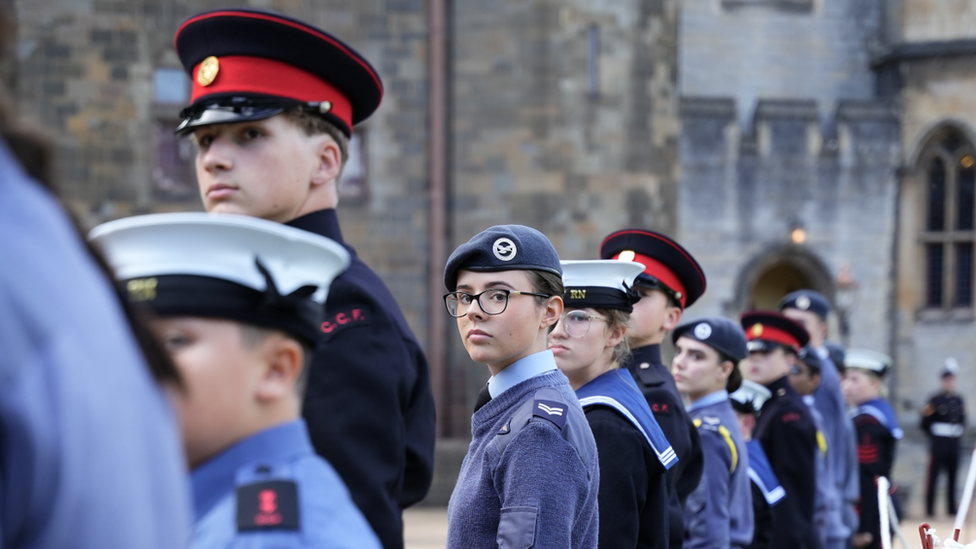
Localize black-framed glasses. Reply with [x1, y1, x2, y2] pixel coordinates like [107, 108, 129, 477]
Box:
[555, 310, 608, 338]
[443, 289, 550, 317]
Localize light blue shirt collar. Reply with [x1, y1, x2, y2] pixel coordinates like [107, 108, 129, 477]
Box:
[487, 350, 557, 398]
[687, 389, 729, 412]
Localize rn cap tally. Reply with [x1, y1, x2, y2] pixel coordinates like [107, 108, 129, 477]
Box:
[173, 8, 383, 137]
[443, 225, 562, 291]
[599, 228, 706, 309]
[560, 260, 645, 312]
[89, 212, 350, 346]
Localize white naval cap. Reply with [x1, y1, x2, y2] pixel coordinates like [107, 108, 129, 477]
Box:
[89, 212, 351, 345]
[844, 348, 893, 378]
[560, 260, 646, 312]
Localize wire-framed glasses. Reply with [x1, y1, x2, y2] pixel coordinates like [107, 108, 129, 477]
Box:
[557, 310, 608, 338]
[443, 289, 549, 317]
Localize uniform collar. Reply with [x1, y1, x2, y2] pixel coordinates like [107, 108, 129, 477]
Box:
[688, 389, 729, 412]
[190, 420, 314, 521]
[764, 375, 794, 402]
[286, 208, 345, 245]
[630, 344, 663, 367]
[487, 350, 557, 398]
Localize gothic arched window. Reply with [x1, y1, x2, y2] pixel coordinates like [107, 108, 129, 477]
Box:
[921, 128, 976, 311]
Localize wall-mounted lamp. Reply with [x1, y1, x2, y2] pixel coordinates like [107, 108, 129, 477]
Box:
[790, 223, 806, 244]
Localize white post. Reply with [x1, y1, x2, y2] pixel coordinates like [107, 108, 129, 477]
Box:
[955, 448, 976, 536]
[878, 476, 892, 549]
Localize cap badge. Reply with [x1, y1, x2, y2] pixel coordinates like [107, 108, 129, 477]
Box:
[617, 250, 636, 262]
[796, 295, 811, 310]
[492, 238, 517, 262]
[751, 323, 764, 337]
[127, 277, 157, 302]
[197, 56, 220, 87]
[694, 322, 712, 340]
[318, 101, 332, 114]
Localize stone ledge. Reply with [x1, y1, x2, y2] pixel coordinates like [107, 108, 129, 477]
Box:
[680, 96, 736, 119]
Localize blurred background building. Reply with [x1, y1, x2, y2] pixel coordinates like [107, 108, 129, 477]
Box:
[5, 0, 976, 508]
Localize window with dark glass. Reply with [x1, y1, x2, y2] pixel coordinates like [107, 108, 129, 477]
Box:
[921, 128, 976, 313]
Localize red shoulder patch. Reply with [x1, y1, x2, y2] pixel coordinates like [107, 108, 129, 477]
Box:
[781, 412, 801, 424]
[650, 402, 670, 414]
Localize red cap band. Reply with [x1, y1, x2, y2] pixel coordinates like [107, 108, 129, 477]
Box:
[190, 55, 353, 130]
[615, 251, 688, 307]
[745, 323, 801, 351]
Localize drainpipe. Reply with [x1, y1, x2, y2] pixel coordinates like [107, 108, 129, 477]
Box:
[428, 0, 446, 437]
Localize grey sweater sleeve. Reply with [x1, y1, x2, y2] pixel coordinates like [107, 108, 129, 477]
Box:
[491, 421, 596, 549]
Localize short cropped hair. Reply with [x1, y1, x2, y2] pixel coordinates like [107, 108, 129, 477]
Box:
[238, 323, 313, 397]
[282, 109, 350, 165]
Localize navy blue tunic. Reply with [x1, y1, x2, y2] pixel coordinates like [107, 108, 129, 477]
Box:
[288, 210, 436, 549]
[625, 344, 705, 549]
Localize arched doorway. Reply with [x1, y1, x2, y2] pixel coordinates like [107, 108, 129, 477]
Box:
[734, 244, 835, 315]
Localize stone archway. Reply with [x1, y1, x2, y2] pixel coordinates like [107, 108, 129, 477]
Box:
[733, 244, 835, 314]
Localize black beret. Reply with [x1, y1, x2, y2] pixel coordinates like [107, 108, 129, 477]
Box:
[741, 310, 810, 353]
[174, 8, 383, 137]
[672, 316, 748, 362]
[444, 225, 562, 290]
[779, 289, 830, 319]
[600, 228, 706, 309]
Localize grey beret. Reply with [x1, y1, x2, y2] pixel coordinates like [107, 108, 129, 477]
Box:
[443, 225, 562, 290]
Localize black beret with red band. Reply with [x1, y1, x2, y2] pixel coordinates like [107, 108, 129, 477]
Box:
[174, 8, 383, 137]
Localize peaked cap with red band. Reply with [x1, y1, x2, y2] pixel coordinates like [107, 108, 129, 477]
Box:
[740, 310, 810, 353]
[599, 228, 706, 308]
[174, 8, 383, 137]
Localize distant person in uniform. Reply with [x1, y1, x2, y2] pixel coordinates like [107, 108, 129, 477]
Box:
[600, 229, 706, 549]
[671, 317, 754, 548]
[922, 357, 965, 517]
[91, 213, 381, 549]
[740, 311, 820, 549]
[730, 380, 786, 549]
[443, 225, 599, 549]
[173, 10, 435, 548]
[791, 346, 838, 549]
[781, 290, 857, 549]
[0, 11, 191, 542]
[842, 350, 901, 549]
[550, 260, 675, 549]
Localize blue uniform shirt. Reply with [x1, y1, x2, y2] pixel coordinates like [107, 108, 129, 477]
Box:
[813, 350, 857, 543]
[0, 140, 191, 548]
[684, 390, 754, 549]
[190, 420, 380, 549]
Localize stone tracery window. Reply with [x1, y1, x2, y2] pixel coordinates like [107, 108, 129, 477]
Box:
[921, 127, 976, 312]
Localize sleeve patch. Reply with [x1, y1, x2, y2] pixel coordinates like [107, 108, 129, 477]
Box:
[781, 412, 801, 424]
[532, 399, 568, 430]
[320, 307, 369, 337]
[650, 402, 671, 414]
[236, 480, 300, 532]
[857, 443, 879, 464]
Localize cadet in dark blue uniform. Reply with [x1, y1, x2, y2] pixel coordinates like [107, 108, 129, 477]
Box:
[740, 311, 820, 549]
[671, 317, 754, 548]
[173, 11, 435, 548]
[91, 213, 380, 548]
[600, 229, 707, 549]
[781, 290, 857, 549]
[444, 226, 599, 549]
[730, 380, 786, 549]
[551, 260, 676, 549]
[922, 357, 966, 517]
[842, 350, 900, 549]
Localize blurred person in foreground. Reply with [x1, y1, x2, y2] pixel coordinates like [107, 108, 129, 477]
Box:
[90, 213, 380, 548]
[0, 10, 191, 543]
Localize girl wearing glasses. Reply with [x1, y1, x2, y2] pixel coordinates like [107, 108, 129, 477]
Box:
[441, 225, 600, 549]
[549, 260, 676, 549]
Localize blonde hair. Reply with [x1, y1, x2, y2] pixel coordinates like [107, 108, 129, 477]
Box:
[599, 308, 632, 367]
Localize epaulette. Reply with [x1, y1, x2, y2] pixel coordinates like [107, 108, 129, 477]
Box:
[693, 417, 737, 473]
[493, 387, 595, 464]
[816, 430, 828, 458]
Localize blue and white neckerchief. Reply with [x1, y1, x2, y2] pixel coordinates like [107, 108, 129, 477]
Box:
[851, 397, 903, 440]
[576, 368, 678, 469]
[746, 439, 786, 506]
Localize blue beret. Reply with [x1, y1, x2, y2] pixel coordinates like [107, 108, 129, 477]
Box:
[443, 225, 562, 290]
[672, 316, 748, 362]
[779, 289, 830, 319]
